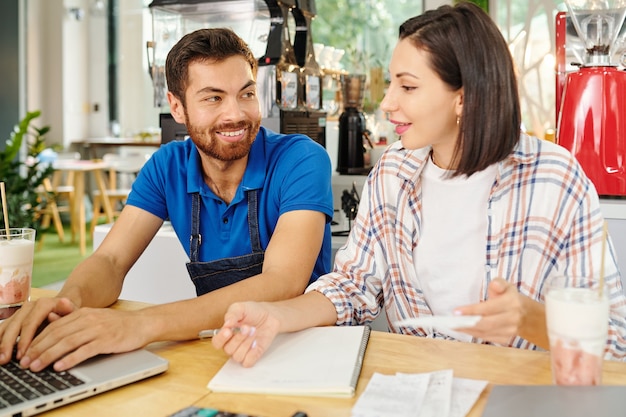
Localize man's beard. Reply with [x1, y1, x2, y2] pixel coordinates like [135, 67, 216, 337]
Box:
[186, 114, 261, 162]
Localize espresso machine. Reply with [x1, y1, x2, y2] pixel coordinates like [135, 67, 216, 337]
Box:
[337, 74, 370, 175]
[556, 0, 626, 196]
[147, 0, 326, 147]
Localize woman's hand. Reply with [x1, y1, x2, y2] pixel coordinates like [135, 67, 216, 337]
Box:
[212, 301, 281, 367]
[453, 277, 548, 348]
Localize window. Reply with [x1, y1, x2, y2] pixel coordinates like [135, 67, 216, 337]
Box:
[313, 0, 422, 74]
[493, 0, 565, 139]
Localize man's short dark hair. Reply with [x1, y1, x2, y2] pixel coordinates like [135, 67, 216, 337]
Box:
[165, 28, 258, 105]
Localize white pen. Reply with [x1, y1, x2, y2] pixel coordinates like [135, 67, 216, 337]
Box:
[198, 327, 241, 339]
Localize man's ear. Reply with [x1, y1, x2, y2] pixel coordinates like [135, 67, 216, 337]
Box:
[167, 91, 186, 124]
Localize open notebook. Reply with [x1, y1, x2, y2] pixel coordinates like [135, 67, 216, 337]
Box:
[0, 349, 168, 416]
[208, 325, 371, 398]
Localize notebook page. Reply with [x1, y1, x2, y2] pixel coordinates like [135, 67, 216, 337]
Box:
[208, 325, 370, 398]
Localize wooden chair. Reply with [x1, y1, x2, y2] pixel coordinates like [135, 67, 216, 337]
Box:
[37, 177, 66, 245]
[90, 152, 152, 234]
[36, 151, 81, 247]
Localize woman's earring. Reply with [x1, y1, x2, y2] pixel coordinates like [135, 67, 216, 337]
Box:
[456, 116, 460, 125]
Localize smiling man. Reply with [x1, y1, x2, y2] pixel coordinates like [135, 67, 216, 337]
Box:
[0, 28, 333, 372]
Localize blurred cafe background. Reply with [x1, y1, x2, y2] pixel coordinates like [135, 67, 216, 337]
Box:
[1, 0, 626, 293]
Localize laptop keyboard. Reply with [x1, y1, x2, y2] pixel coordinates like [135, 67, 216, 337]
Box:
[0, 356, 85, 409]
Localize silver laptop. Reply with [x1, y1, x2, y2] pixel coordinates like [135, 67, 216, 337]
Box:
[483, 385, 626, 417]
[0, 349, 169, 417]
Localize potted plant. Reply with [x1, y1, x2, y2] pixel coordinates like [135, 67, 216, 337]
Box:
[0, 110, 56, 236]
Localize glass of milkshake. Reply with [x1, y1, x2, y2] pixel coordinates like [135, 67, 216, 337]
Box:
[0, 228, 36, 320]
[545, 275, 609, 385]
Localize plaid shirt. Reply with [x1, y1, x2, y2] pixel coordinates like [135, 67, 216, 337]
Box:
[308, 133, 626, 360]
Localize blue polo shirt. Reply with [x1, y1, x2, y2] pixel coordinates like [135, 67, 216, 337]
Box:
[126, 127, 334, 282]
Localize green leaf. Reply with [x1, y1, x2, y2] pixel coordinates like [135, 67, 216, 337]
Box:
[0, 110, 53, 238]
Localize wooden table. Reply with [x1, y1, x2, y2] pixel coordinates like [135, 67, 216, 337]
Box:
[52, 160, 115, 255]
[29, 288, 626, 417]
[73, 137, 160, 159]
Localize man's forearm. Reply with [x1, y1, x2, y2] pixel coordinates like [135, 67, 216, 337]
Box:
[141, 289, 337, 345]
[57, 253, 126, 308]
[136, 270, 313, 342]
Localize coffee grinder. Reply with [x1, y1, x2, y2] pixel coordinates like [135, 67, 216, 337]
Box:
[556, 0, 626, 196]
[337, 74, 370, 175]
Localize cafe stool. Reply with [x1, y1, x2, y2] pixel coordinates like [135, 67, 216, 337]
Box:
[90, 152, 151, 234]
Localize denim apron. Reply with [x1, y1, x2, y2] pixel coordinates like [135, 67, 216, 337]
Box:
[186, 190, 265, 296]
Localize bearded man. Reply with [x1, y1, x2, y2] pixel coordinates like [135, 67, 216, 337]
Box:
[0, 28, 333, 373]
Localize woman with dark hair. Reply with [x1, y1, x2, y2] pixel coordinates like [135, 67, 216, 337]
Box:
[213, 2, 626, 365]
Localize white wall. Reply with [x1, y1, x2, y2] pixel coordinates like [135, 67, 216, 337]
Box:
[87, 0, 109, 137]
[117, 0, 162, 137]
[25, 0, 161, 148]
[62, 0, 90, 143]
[26, 0, 100, 148]
[26, 0, 64, 147]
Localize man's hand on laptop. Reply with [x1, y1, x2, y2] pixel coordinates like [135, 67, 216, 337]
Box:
[0, 297, 77, 366]
[1, 300, 151, 372]
[16, 307, 151, 372]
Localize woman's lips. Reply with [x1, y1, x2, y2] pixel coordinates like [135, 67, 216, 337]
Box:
[393, 123, 411, 136]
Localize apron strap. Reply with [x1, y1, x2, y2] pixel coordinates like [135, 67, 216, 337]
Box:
[189, 192, 201, 262]
[246, 189, 263, 253]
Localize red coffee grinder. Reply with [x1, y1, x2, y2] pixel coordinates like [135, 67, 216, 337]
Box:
[556, 0, 626, 196]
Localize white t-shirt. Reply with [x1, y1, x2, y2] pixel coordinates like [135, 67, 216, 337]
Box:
[413, 156, 497, 340]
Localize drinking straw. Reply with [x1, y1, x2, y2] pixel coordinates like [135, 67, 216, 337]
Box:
[0, 182, 9, 239]
[599, 220, 608, 298]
